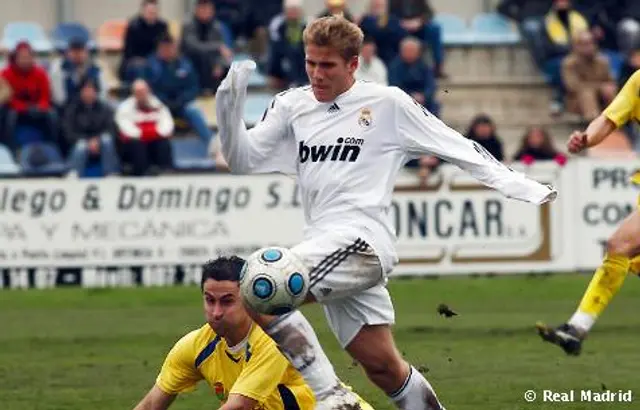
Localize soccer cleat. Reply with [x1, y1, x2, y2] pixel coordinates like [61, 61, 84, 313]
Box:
[535, 322, 585, 356]
[315, 385, 362, 410]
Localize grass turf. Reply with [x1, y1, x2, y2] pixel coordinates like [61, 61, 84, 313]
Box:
[1, 273, 639, 410]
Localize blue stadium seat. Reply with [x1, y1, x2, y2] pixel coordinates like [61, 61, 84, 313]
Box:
[51, 22, 96, 52]
[433, 14, 473, 45]
[471, 13, 520, 44]
[0, 144, 20, 176]
[2, 22, 53, 53]
[19, 142, 67, 176]
[244, 93, 274, 125]
[170, 137, 216, 171]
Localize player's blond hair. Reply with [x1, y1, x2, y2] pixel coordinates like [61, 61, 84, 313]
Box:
[303, 16, 364, 61]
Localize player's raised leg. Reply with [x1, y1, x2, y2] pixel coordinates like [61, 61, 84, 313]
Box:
[537, 208, 640, 355]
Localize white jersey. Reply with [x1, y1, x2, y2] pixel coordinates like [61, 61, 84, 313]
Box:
[216, 61, 557, 274]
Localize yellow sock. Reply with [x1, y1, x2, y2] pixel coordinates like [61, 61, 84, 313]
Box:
[569, 254, 630, 332]
[629, 255, 640, 276]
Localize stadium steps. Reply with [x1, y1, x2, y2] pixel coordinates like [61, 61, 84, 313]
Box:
[443, 44, 539, 79]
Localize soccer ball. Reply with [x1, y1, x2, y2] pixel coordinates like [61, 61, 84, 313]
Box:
[240, 247, 310, 316]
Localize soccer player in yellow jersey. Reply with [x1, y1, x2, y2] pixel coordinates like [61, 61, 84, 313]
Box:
[536, 69, 640, 356]
[132, 256, 372, 410]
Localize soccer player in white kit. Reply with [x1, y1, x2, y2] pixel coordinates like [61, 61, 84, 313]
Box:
[216, 16, 557, 410]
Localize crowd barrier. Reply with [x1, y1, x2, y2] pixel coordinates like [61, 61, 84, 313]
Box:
[1, 158, 637, 289]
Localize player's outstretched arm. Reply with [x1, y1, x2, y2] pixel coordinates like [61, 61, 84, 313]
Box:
[567, 114, 617, 154]
[215, 60, 296, 175]
[218, 394, 258, 410]
[392, 88, 556, 205]
[133, 385, 176, 410]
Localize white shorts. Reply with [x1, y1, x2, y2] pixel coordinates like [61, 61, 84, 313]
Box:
[291, 232, 396, 348]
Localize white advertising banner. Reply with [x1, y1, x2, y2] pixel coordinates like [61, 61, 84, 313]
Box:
[0, 175, 305, 268]
[573, 159, 639, 270]
[0, 162, 573, 285]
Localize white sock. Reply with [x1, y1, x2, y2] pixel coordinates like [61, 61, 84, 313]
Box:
[266, 310, 340, 399]
[568, 310, 596, 333]
[390, 366, 444, 410]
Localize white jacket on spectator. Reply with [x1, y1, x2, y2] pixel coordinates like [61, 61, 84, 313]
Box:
[115, 95, 174, 141]
[355, 55, 388, 86]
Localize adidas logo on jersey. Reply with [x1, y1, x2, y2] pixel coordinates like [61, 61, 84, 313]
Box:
[327, 103, 340, 113]
[299, 137, 364, 163]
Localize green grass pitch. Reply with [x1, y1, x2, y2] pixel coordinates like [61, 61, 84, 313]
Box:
[1, 273, 639, 410]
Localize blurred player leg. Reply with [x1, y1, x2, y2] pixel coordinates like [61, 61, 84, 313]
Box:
[537, 208, 640, 355]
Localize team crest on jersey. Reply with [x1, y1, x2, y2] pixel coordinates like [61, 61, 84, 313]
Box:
[358, 108, 373, 128]
[214, 382, 226, 401]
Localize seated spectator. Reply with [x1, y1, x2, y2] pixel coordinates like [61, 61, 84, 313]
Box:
[465, 114, 504, 161]
[541, 0, 591, 114]
[267, 0, 307, 90]
[119, 0, 168, 83]
[389, 0, 444, 77]
[359, 0, 407, 65]
[355, 37, 388, 85]
[50, 37, 107, 109]
[405, 155, 440, 187]
[616, 0, 640, 57]
[146, 34, 212, 145]
[561, 30, 616, 121]
[115, 80, 173, 176]
[317, 0, 355, 22]
[388, 37, 439, 116]
[544, 0, 589, 60]
[245, 0, 284, 62]
[497, 0, 553, 69]
[181, 0, 233, 93]
[213, 0, 247, 41]
[64, 80, 119, 177]
[513, 126, 567, 165]
[1, 41, 58, 153]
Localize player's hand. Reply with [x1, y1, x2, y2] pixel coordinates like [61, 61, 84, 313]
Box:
[567, 131, 588, 154]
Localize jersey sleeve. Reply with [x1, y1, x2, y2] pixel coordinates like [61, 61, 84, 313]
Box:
[603, 70, 640, 127]
[391, 87, 557, 205]
[155, 333, 203, 395]
[228, 334, 289, 403]
[216, 61, 297, 175]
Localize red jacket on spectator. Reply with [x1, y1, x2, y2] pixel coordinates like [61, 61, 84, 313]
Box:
[115, 94, 174, 142]
[1, 42, 51, 113]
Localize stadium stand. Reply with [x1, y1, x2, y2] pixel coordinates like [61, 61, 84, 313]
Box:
[0, 0, 637, 177]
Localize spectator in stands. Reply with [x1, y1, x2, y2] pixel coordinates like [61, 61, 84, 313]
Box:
[181, 0, 233, 93]
[355, 37, 388, 85]
[146, 34, 212, 145]
[245, 0, 283, 63]
[465, 114, 504, 161]
[405, 155, 440, 187]
[267, 0, 307, 90]
[544, 0, 589, 60]
[561, 30, 616, 121]
[317, 0, 355, 22]
[497, 0, 553, 69]
[388, 37, 439, 116]
[50, 38, 107, 109]
[1, 41, 58, 153]
[115, 79, 173, 176]
[513, 126, 567, 165]
[213, 0, 247, 41]
[616, 0, 640, 57]
[389, 0, 445, 77]
[119, 0, 168, 83]
[64, 79, 119, 177]
[359, 0, 407, 65]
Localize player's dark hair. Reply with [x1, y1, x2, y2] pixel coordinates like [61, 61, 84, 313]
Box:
[201, 256, 246, 289]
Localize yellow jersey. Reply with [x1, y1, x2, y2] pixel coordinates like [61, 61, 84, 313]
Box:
[603, 69, 640, 128]
[156, 323, 314, 409]
[603, 69, 640, 184]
